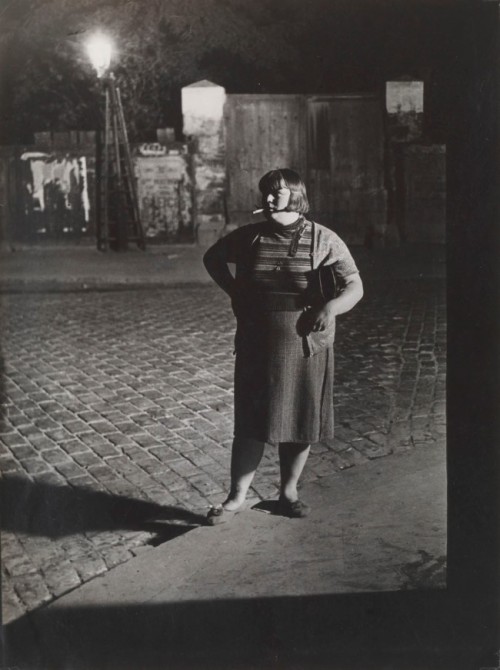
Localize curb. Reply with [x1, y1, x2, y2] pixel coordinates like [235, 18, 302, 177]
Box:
[0, 280, 213, 294]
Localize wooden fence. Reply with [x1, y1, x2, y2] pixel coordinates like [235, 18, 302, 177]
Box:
[224, 93, 387, 244]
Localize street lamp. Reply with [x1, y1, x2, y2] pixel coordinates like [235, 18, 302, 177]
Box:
[86, 33, 113, 79]
[86, 32, 145, 251]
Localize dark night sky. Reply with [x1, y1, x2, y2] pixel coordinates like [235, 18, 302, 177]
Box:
[0, 0, 492, 143]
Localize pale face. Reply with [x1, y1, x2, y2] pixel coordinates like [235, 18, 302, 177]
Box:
[264, 186, 291, 212]
[262, 182, 298, 225]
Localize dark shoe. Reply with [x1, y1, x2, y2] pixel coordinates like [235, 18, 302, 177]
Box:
[206, 505, 236, 526]
[278, 498, 310, 518]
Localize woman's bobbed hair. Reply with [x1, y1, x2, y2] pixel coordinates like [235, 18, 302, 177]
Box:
[258, 168, 310, 214]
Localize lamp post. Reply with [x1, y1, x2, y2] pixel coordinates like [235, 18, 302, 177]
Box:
[86, 33, 145, 251]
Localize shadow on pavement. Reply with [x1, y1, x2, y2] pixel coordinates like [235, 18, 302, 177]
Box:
[1, 475, 206, 541]
[3, 589, 494, 670]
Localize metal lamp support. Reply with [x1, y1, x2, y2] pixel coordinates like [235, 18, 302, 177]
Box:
[96, 73, 145, 251]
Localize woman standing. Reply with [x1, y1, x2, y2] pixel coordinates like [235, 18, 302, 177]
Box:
[203, 169, 363, 523]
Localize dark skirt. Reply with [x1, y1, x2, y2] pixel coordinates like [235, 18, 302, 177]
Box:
[233, 305, 334, 444]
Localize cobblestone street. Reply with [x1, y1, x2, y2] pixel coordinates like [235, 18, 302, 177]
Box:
[1, 278, 446, 622]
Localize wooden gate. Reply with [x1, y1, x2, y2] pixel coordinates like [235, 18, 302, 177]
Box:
[307, 94, 387, 244]
[224, 95, 307, 227]
[224, 93, 387, 244]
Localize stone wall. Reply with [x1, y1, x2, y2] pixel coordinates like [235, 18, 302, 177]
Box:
[1, 133, 195, 244]
[134, 143, 193, 242]
[0, 147, 12, 248]
[385, 80, 446, 245]
[386, 81, 424, 142]
[4, 141, 97, 243]
[401, 144, 446, 244]
[181, 81, 227, 246]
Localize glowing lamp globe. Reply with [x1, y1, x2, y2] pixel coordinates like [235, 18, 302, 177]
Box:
[86, 34, 113, 78]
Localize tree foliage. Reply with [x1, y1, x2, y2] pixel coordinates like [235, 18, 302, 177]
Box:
[0, 0, 319, 141]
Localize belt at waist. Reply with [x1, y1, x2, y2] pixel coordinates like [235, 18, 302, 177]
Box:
[247, 291, 306, 312]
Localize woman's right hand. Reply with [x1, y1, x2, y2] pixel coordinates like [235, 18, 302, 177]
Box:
[203, 242, 237, 298]
[309, 301, 337, 332]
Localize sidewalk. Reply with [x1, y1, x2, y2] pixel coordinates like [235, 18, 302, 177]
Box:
[0, 242, 446, 289]
[5, 438, 448, 670]
[0, 244, 211, 290]
[0, 239, 447, 652]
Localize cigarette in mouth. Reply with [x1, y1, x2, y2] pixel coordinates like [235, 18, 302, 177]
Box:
[252, 208, 264, 214]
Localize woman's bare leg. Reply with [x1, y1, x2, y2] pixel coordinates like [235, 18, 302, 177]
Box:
[222, 436, 265, 511]
[279, 442, 311, 502]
